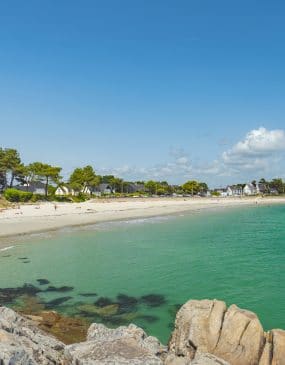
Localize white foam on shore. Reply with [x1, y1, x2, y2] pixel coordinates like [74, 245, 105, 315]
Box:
[0, 245, 15, 252]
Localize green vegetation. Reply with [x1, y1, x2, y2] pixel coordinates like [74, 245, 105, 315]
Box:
[4, 188, 33, 202]
[1, 146, 285, 204]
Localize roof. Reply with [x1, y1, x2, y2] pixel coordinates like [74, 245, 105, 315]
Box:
[15, 181, 46, 193]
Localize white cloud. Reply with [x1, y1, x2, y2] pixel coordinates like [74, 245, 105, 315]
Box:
[98, 127, 285, 185]
[222, 127, 285, 173]
[198, 127, 285, 179]
[223, 127, 285, 161]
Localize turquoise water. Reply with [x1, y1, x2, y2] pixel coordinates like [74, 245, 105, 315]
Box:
[0, 204, 285, 343]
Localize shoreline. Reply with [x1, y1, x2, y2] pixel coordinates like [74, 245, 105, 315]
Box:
[0, 196, 285, 242]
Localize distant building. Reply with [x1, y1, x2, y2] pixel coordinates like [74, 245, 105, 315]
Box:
[256, 183, 267, 194]
[226, 185, 243, 196]
[55, 185, 75, 196]
[15, 182, 46, 195]
[213, 188, 227, 197]
[269, 187, 279, 195]
[82, 183, 115, 196]
[243, 183, 256, 195]
[126, 183, 145, 193]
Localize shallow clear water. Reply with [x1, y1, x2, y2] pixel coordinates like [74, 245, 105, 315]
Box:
[0, 204, 285, 343]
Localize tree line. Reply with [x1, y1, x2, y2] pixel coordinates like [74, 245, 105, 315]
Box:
[0, 148, 210, 199]
[1, 147, 285, 201]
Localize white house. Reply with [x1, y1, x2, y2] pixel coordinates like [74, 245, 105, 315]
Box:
[226, 185, 243, 196]
[243, 183, 256, 195]
[82, 184, 115, 196]
[55, 185, 75, 196]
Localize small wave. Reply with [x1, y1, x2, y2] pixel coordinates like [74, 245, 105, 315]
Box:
[0, 245, 15, 252]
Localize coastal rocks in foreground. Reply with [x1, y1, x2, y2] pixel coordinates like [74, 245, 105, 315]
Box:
[169, 299, 285, 365]
[65, 323, 166, 364]
[0, 306, 65, 364]
[1, 299, 285, 365]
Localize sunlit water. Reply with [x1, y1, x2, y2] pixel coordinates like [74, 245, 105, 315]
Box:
[0, 204, 285, 343]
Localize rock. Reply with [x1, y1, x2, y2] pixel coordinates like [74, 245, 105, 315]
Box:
[169, 299, 227, 358]
[214, 304, 264, 365]
[272, 330, 285, 365]
[164, 353, 191, 365]
[191, 352, 230, 365]
[169, 299, 285, 365]
[0, 306, 65, 364]
[78, 303, 119, 316]
[1, 299, 285, 365]
[164, 352, 229, 365]
[260, 329, 285, 365]
[64, 323, 167, 364]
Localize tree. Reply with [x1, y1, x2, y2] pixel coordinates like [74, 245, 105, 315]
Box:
[69, 165, 99, 193]
[0, 148, 22, 189]
[29, 162, 62, 196]
[145, 180, 158, 195]
[259, 178, 270, 193]
[198, 182, 209, 193]
[182, 180, 200, 195]
[269, 178, 284, 194]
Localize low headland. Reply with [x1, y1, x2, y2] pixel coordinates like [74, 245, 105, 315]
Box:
[1, 196, 285, 240]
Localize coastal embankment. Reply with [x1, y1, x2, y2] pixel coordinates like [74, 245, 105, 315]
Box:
[0, 196, 285, 239]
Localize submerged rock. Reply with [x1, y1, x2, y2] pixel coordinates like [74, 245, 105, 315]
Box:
[37, 279, 50, 285]
[79, 292, 98, 297]
[78, 303, 119, 317]
[44, 285, 74, 293]
[140, 294, 166, 307]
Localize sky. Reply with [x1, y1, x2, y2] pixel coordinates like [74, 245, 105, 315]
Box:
[0, 1, 285, 187]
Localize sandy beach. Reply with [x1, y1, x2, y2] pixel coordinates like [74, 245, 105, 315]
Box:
[0, 196, 285, 240]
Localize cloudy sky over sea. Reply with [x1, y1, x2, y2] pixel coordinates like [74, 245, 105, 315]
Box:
[1, 1, 285, 185]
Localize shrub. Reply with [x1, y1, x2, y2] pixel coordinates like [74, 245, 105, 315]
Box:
[4, 188, 33, 202]
[71, 192, 89, 202]
[30, 194, 46, 202]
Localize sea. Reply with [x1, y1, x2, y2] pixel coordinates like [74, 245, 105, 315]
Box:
[0, 204, 284, 344]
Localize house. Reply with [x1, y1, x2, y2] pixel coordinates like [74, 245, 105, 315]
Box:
[55, 185, 75, 196]
[15, 181, 46, 195]
[243, 183, 257, 196]
[213, 188, 227, 197]
[226, 185, 243, 196]
[126, 183, 145, 193]
[269, 188, 279, 195]
[256, 183, 267, 194]
[97, 183, 114, 195]
[82, 184, 115, 196]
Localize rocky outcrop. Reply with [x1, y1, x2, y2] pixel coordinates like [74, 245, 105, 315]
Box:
[0, 300, 285, 364]
[169, 299, 285, 365]
[64, 323, 166, 364]
[0, 306, 65, 364]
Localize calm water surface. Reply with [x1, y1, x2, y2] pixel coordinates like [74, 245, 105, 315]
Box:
[0, 204, 285, 343]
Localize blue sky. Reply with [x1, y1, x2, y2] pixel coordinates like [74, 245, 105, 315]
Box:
[1, 1, 285, 186]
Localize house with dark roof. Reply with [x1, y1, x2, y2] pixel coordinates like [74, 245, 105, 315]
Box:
[15, 181, 46, 195]
[126, 183, 145, 193]
[82, 184, 115, 196]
